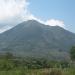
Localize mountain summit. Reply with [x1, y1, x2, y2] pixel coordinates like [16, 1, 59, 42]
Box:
[0, 20, 75, 60]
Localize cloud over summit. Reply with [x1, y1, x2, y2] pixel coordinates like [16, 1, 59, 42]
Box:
[0, 0, 65, 33]
[45, 19, 65, 27]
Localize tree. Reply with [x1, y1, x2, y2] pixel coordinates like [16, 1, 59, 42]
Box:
[70, 46, 75, 61]
[4, 52, 14, 59]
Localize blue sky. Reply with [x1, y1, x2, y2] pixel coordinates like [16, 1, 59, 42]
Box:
[0, 0, 75, 33]
[29, 0, 75, 33]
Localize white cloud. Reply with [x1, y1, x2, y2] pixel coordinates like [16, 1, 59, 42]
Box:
[0, 0, 29, 33]
[25, 14, 65, 28]
[0, 0, 65, 33]
[0, 0, 28, 20]
[45, 19, 65, 27]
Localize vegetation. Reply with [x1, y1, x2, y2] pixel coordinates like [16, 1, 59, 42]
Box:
[0, 52, 74, 75]
[0, 46, 75, 75]
[70, 46, 75, 61]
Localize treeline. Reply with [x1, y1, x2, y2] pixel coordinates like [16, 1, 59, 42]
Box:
[0, 46, 75, 71]
[0, 52, 72, 71]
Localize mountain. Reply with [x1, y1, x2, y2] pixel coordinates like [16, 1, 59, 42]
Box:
[0, 20, 75, 60]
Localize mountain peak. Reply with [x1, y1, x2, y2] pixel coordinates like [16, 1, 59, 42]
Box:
[26, 20, 39, 23]
[0, 20, 75, 60]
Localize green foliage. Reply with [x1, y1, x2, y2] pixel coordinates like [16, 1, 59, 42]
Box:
[60, 61, 70, 68]
[0, 53, 75, 75]
[70, 46, 75, 60]
[0, 53, 72, 70]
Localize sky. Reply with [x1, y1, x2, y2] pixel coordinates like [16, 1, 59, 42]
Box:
[0, 0, 75, 33]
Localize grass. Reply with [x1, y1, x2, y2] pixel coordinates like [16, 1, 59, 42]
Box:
[0, 68, 75, 75]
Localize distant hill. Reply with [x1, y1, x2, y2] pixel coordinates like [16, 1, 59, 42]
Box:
[0, 20, 75, 60]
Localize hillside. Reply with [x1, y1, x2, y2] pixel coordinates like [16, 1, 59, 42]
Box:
[0, 20, 75, 60]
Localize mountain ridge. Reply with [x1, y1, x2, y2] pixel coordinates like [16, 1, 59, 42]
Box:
[0, 20, 75, 60]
